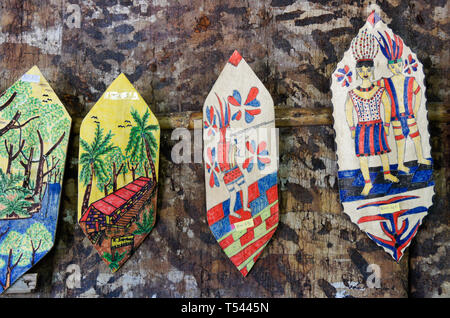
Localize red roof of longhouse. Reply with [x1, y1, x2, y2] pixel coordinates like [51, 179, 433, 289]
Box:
[80, 176, 152, 222]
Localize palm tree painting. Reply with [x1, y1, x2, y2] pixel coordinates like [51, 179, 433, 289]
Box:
[78, 73, 159, 273]
[126, 108, 158, 184]
[79, 124, 115, 213]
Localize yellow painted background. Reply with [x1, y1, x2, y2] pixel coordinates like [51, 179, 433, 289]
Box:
[77, 74, 160, 220]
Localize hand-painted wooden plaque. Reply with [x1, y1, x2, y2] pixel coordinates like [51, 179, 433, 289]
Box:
[78, 74, 159, 272]
[331, 11, 434, 261]
[203, 51, 279, 276]
[0, 66, 71, 293]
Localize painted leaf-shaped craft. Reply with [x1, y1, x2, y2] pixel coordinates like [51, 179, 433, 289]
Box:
[0, 66, 71, 293]
[331, 11, 434, 261]
[203, 51, 279, 276]
[78, 74, 160, 272]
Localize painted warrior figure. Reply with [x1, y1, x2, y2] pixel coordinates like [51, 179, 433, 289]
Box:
[376, 31, 431, 172]
[345, 29, 399, 196]
[215, 94, 249, 220]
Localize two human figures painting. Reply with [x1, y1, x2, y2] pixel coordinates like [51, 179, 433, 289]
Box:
[344, 28, 431, 196]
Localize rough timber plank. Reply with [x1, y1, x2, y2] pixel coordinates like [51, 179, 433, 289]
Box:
[155, 103, 448, 130]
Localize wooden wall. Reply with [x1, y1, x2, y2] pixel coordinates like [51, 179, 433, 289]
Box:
[0, 0, 448, 297]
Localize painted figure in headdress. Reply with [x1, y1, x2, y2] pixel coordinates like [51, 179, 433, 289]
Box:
[345, 29, 399, 196]
[375, 31, 431, 172]
[214, 93, 250, 221]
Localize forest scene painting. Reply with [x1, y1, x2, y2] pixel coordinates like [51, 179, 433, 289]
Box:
[78, 74, 159, 273]
[0, 66, 71, 293]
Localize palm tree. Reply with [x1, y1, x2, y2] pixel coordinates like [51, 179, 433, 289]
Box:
[132, 207, 155, 236]
[0, 169, 26, 196]
[103, 251, 126, 272]
[0, 169, 34, 219]
[126, 109, 158, 183]
[79, 124, 115, 213]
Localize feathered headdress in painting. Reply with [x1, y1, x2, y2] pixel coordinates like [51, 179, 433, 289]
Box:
[351, 29, 379, 67]
[377, 31, 404, 64]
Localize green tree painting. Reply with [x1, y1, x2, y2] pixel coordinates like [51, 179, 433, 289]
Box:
[0, 223, 52, 290]
[79, 124, 115, 212]
[125, 108, 159, 183]
[0, 192, 33, 219]
[97, 147, 128, 196]
[0, 231, 29, 290]
[0, 80, 70, 204]
[0, 168, 35, 219]
[0, 67, 71, 293]
[21, 223, 53, 265]
[133, 207, 155, 236]
[0, 169, 28, 196]
[0, 81, 32, 138]
[103, 251, 126, 272]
